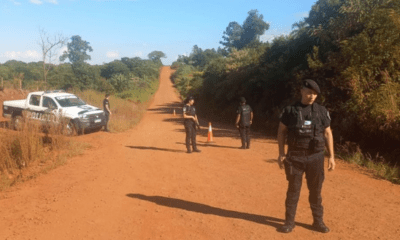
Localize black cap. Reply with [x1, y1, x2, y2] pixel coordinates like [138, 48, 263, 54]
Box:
[185, 96, 194, 103]
[240, 97, 246, 103]
[303, 79, 320, 94]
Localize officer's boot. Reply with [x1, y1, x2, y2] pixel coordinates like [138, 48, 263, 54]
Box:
[186, 143, 192, 153]
[278, 218, 295, 233]
[246, 139, 250, 149]
[278, 210, 296, 233]
[312, 218, 330, 233]
[192, 142, 201, 153]
[240, 138, 246, 149]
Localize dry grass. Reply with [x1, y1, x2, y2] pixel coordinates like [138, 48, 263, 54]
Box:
[77, 89, 150, 132]
[0, 82, 157, 190]
[0, 116, 87, 190]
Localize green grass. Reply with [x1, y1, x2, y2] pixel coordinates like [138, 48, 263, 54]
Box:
[337, 149, 400, 184]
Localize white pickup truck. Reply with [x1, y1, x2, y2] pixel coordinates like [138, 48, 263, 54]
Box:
[2, 90, 106, 135]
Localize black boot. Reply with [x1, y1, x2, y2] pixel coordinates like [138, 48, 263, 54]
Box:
[192, 143, 201, 153]
[278, 222, 295, 233]
[312, 221, 330, 233]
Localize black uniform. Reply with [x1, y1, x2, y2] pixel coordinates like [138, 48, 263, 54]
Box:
[280, 101, 331, 226]
[103, 98, 110, 131]
[237, 104, 252, 148]
[183, 104, 198, 152]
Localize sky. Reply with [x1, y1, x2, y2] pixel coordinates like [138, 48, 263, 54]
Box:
[0, 0, 317, 66]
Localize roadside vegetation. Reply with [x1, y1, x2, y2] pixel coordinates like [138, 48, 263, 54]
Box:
[0, 36, 164, 190]
[171, 1, 400, 183]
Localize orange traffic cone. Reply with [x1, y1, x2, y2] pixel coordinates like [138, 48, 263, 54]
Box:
[207, 122, 214, 143]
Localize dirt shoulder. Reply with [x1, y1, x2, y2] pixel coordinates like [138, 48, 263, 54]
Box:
[0, 66, 399, 240]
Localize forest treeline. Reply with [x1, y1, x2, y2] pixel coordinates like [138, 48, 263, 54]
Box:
[0, 35, 165, 102]
[171, 1, 400, 166]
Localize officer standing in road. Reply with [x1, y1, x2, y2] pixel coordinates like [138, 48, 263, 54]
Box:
[183, 96, 201, 153]
[277, 79, 335, 233]
[235, 97, 253, 149]
[103, 93, 111, 132]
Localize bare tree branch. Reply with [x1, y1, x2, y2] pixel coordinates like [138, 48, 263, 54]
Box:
[38, 27, 68, 83]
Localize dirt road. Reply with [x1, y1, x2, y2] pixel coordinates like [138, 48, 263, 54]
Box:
[1, 66, 399, 240]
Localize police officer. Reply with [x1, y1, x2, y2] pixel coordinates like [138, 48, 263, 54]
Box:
[183, 96, 201, 153]
[103, 93, 111, 132]
[277, 79, 335, 233]
[235, 97, 253, 149]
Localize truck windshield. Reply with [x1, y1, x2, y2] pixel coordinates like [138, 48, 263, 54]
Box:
[55, 96, 86, 107]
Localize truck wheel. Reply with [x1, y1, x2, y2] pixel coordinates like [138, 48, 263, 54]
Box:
[63, 120, 77, 136]
[12, 115, 24, 131]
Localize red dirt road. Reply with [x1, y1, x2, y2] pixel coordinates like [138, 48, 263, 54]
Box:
[1, 66, 399, 240]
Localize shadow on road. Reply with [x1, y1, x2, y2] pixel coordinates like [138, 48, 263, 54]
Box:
[149, 101, 276, 143]
[147, 101, 183, 115]
[126, 193, 314, 231]
[175, 142, 241, 150]
[126, 146, 186, 153]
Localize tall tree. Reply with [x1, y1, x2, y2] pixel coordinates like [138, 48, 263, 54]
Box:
[220, 10, 270, 51]
[38, 28, 67, 83]
[59, 35, 94, 90]
[59, 35, 93, 64]
[147, 51, 166, 64]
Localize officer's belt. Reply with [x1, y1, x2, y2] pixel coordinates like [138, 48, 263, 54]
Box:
[287, 150, 314, 157]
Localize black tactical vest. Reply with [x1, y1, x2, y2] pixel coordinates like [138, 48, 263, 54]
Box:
[239, 104, 252, 127]
[183, 105, 196, 124]
[287, 103, 325, 152]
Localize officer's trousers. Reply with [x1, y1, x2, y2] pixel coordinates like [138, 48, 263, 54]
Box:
[284, 151, 325, 225]
[184, 122, 197, 150]
[104, 113, 110, 131]
[239, 126, 250, 148]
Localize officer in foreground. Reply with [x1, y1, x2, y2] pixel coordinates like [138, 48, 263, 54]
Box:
[235, 97, 253, 149]
[277, 79, 335, 233]
[183, 96, 201, 153]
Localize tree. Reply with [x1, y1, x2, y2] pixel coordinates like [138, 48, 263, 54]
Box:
[100, 60, 130, 79]
[220, 10, 270, 51]
[241, 10, 270, 47]
[59, 35, 93, 64]
[38, 28, 67, 83]
[147, 51, 166, 65]
[220, 21, 243, 50]
[59, 36, 94, 90]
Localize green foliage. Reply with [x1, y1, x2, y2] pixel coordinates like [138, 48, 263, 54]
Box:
[220, 10, 270, 51]
[306, 1, 400, 140]
[101, 60, 130, 79]
[147, 51, 166, 65]
[59, 35, 93, 64]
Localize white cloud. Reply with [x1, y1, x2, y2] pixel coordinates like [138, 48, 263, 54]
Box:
[2, 50, 41, 61]
[134, 51, 143, 57]
[59, 46, 68, 56]
[8, 0, 21, 5]
[106, 51, 119, 59]
[260, 31, 290, 43]
[29, 0, 59, 5]
[91, 0, 138, 2]
[30, 0, 43, 4]
[294, 12, 309, 19]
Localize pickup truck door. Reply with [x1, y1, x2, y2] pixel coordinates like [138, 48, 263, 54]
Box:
[42, 96, 60, 123]
[26, 94, 47, 122]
